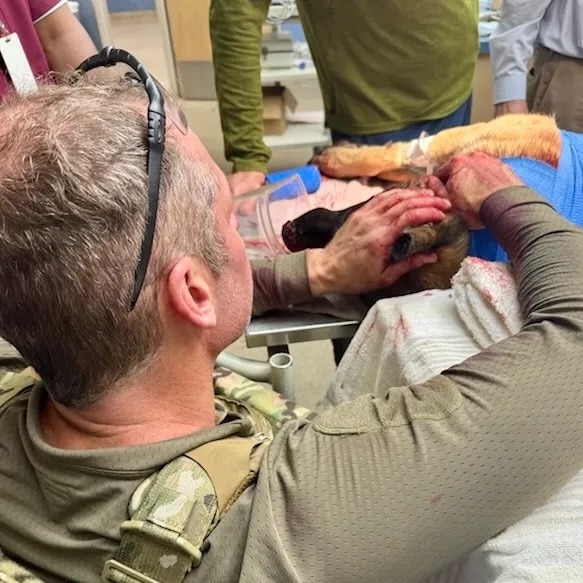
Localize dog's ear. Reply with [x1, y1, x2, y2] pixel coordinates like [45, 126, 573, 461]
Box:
[361, 213, 470, 306]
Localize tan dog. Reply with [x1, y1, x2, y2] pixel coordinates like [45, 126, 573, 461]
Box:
[312, 114, 561, 182]
[301, 114, 562, 298]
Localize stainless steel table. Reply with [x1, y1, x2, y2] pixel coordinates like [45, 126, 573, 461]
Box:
[215, 312, 359, 401]
[245, 311, 360, 352]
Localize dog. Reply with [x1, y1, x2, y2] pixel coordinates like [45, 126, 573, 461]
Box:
[281, 114, 567, 301]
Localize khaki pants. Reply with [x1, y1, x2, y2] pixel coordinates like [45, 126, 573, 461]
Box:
[528, 45, 583, 132]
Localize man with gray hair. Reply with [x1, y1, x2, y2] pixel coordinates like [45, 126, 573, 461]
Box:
[0, 55, 583, 583]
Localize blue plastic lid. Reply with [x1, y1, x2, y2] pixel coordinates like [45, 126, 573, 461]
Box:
[266, 165, 321, 199]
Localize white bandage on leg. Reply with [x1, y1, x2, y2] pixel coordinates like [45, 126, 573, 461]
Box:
[405, 131, 436, 174]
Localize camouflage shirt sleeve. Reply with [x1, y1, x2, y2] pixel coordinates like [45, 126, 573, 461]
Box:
[209, 0, 272, 174]
[0, 339, 27, 378]
[0, 547, 45, 583]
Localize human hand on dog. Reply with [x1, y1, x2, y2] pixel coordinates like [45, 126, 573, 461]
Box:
[428, 152, 524, 229]
[306, 189, 451, 296]
[495, 100, 528, 118]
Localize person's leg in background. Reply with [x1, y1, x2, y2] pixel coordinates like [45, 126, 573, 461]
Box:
[527, 47, 583, 133]
[329, 95, 473, 364]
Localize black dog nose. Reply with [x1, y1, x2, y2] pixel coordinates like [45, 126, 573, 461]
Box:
[281, 221, 301, 252]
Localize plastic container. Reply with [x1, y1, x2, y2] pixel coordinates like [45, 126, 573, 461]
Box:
[266, 165, 321, 198]
[234, 174, 314, 260]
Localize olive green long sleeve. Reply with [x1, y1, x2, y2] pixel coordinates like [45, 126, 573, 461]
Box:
[251, 251, 312, 316]
[202, 185, 583, 582]
[210, 0, 478, 172]
[3, 186, 583, 583]
[209, 0, 271, 174]
[251, 251, 368, 320]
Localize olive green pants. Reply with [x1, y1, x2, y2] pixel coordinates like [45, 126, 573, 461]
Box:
[528, 46, 583, 132]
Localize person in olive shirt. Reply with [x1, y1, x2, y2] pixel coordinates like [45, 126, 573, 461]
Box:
[1, 80, 583, 583]
[210, 0, 479, 197]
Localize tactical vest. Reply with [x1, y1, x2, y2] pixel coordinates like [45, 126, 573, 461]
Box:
[0, 365, 316, 583]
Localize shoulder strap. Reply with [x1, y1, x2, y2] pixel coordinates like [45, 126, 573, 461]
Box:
[103, 371, 313, 583]
[102, 433, 269, 583]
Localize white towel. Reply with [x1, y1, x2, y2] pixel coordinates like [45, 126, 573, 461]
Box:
[451, 257, 522, 348]
[457, 468, 583, 583]
[328, 289, 481, 406]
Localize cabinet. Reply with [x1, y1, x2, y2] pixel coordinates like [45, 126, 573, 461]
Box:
[156, 0, 215, 100]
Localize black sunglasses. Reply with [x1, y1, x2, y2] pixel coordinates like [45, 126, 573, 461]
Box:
[75, 46, 188, 310]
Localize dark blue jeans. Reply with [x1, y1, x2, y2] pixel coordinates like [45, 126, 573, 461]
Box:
[330, 96, 473, 146]
[330, 96, 472, 365]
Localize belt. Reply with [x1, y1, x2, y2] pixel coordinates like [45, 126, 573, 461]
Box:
[538, 44, 583, 62]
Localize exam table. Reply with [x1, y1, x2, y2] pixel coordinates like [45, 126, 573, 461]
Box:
[217, 310, 359, 402]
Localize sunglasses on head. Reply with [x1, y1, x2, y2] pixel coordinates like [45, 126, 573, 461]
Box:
[75, 46, 188, 311]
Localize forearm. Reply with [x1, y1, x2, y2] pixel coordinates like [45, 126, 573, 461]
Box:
[251, 253, 313, 316]
[490, 0, 553, 103]
[251, 253, 368, 320]
[483, 186, 582, 318]
[260, 186, 583, 581]
[210, 0, 271, 173]
[36, 6, 96, 75]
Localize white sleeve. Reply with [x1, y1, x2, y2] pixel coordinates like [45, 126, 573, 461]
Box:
[489, 0, 554, 104]
[33, 0, 69, 25]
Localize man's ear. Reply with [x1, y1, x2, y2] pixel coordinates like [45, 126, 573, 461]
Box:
[166, 257, 217, 329]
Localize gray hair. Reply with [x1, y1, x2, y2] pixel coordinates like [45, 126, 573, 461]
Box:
[0, 80, 227, 407]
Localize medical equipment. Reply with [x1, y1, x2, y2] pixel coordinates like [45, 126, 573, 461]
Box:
[245, 165, 321, 200]
[234, 166, 321, 262]
[235, 174, 315, 261]
[216, 350, 295, 400]
[262, 0, 296, 69]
